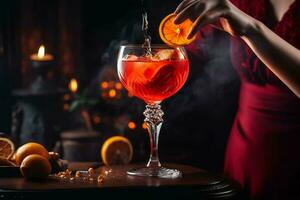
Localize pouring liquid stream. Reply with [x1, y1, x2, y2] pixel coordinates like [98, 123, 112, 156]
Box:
[141, 0, 152, 57]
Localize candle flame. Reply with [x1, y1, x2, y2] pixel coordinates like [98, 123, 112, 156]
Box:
[37, 45, 45, 58]
[69, 78, 78, 93]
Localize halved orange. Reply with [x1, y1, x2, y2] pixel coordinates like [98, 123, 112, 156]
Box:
[0, 156, 16, 166]
[101, 136, 133, 166]
[0, 137, 15, 159]
[159, 13, 196, 46]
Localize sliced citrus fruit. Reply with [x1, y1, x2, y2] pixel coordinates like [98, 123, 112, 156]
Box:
[0, 156, 17, 166]
[20, 154, 52, 179]
[0, 137, 15, 159]
[159, 13, 196, 46]
[15, 142, 49, 165]
[101, 136, 133, 165]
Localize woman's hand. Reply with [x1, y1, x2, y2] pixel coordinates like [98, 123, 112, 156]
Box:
[174, 0, 300, 97]
[174, 0, 257, 39]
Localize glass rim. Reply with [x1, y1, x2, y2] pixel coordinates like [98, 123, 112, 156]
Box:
[120, 44, 184, 49]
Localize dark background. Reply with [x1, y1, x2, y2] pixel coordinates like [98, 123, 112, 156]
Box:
[0, 0, 240, 173]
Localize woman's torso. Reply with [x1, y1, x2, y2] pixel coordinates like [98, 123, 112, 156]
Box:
[226, 1, 300, 198]
[230, 0, 300, 87]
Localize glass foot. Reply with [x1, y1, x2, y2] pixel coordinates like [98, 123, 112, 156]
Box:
[127, 167, 182, 179]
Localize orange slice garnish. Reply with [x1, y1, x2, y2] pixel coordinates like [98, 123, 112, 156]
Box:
[159, 13, 196, 46]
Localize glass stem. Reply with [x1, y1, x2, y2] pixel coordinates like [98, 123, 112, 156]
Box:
[144, 104, 164, 168]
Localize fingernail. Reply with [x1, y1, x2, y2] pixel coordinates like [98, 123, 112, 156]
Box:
[174, 16, 181, 25]
[187, 32, 194, 40]
[174, 18, 179, 24]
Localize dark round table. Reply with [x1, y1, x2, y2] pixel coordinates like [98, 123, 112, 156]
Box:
[0, 163, 247, 200]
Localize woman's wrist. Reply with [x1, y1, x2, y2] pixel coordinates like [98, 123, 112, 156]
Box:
[225, 1, 260, 37]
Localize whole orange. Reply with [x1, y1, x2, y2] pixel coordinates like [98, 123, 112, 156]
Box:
[15, 142, 49, 165]
[20, 154, 52, 179]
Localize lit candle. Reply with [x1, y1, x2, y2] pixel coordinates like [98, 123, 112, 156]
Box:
[30, 45, 54, 61]
[29, 44, 55, 92]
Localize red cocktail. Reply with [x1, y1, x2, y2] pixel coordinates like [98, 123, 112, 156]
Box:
[119, 53, 189, 104]
[117, 45, 189, 178]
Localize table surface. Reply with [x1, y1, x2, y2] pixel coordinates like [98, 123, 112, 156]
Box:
[0, 163, 243, 199]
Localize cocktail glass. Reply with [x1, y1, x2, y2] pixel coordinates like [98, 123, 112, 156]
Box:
[117, 44, 189, 178]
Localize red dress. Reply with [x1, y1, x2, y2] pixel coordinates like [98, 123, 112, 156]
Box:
[225, 0, 300, 199]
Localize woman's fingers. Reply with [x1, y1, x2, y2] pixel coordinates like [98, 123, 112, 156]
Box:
[174, 0, 228, 38]
[187, 10, 224, 39]
[187, 13, 206, 39]
[175, 0, 196, 14]
[210, 19, 223, 30]
[174, 1, 203, 24]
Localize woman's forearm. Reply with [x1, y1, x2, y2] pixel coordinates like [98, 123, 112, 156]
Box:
[241, 20, 300, 97]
